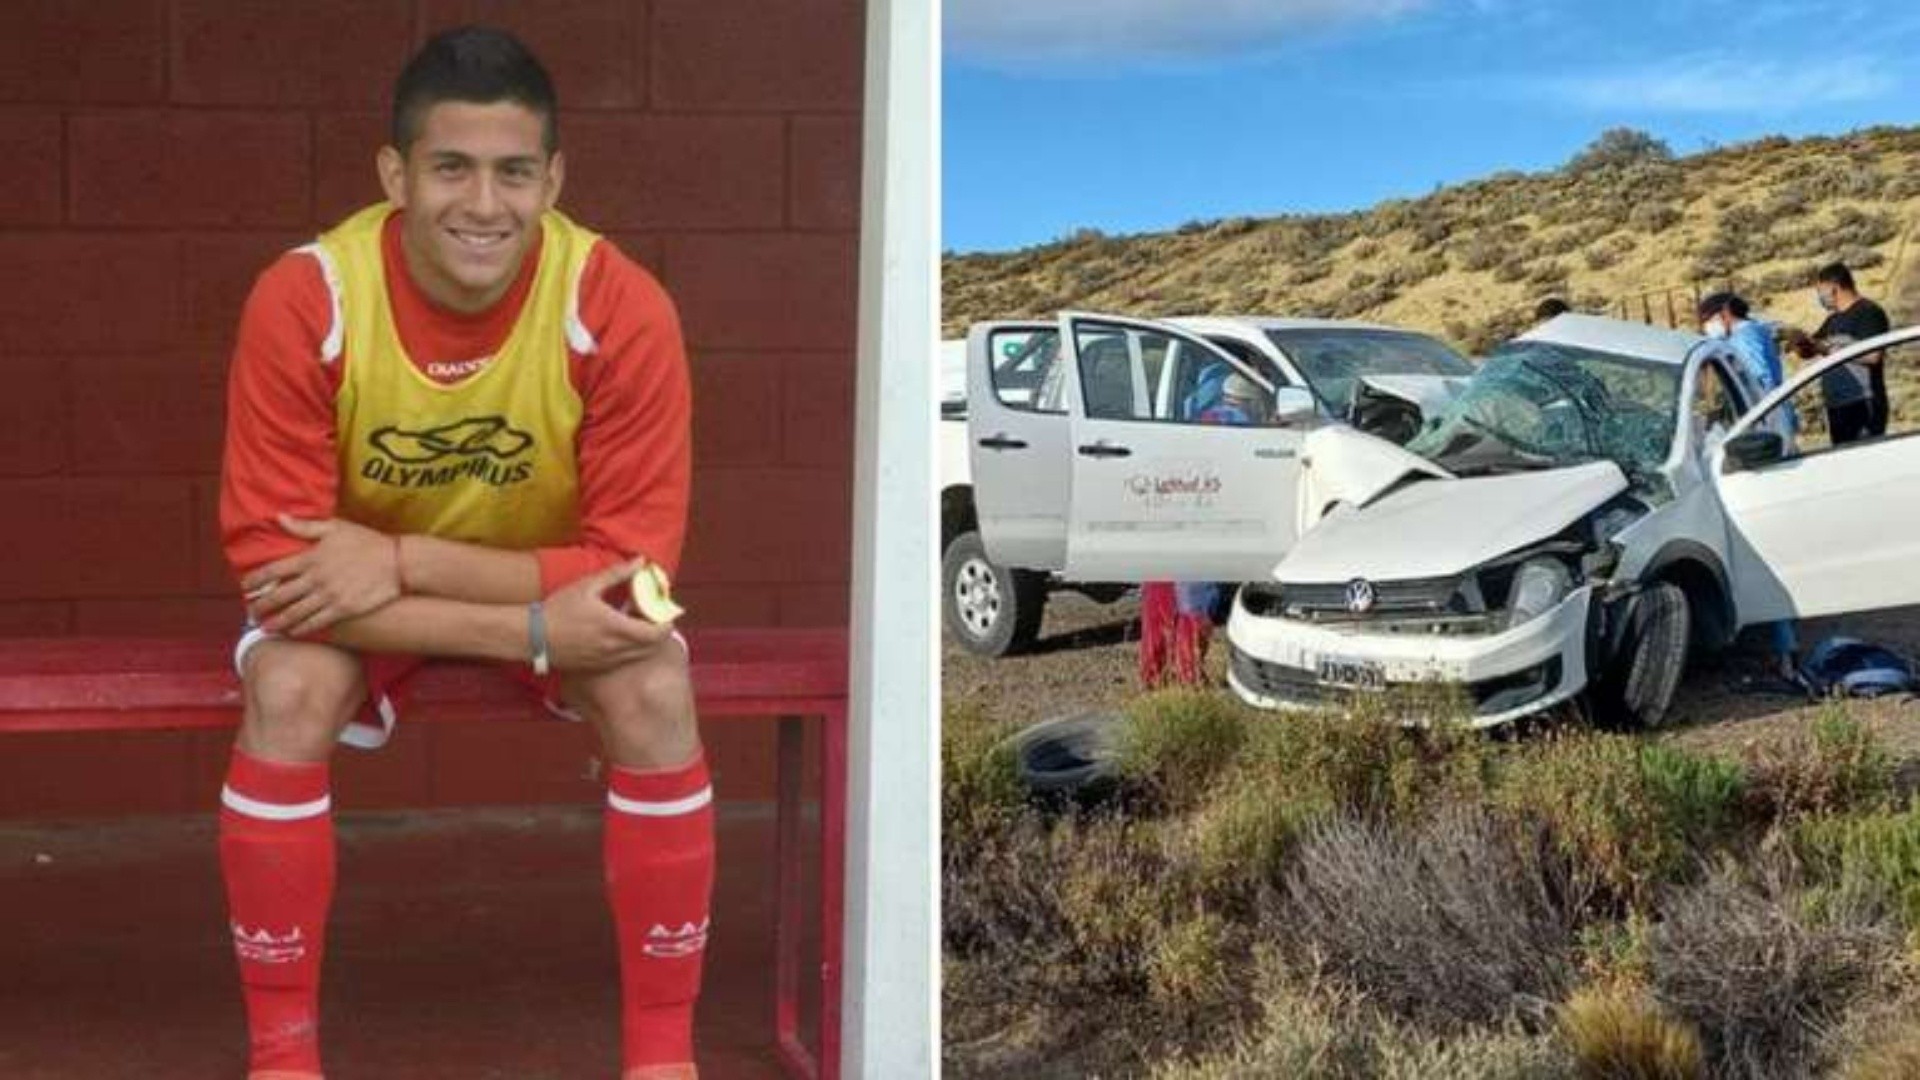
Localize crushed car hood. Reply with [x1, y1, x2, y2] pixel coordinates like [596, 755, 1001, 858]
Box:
[1354, 373, 1469, 414]
[1277, 459, 1629, 582]
[1298, 425, 1453, 522]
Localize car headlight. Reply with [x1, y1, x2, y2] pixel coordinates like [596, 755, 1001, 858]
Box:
[1504, 558, 1572, 630]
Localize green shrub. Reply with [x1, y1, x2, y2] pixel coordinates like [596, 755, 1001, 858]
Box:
[1120, 689, 1252, 810]
[1795, 801, 1920, 928]
[1184, 772, 1330, 896]
[1497, 734, 1747, 904]
[1146, 908, 1237, 1016]
[1238, 692, 1489, 823]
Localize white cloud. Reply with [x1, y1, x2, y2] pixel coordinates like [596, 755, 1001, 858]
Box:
[945, 0, 1432, 63]
[1546, 54, 1895, 113]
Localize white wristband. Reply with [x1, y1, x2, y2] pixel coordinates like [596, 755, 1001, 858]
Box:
[528, 601, 551, 677]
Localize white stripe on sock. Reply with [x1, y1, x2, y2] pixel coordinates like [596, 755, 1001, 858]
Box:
[607, 785, 712, 817]
[220, 785, 331, 821]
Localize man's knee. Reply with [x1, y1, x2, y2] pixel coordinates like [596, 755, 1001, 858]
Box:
[240, 642, 364, 761]
[568, 647, 699, 767]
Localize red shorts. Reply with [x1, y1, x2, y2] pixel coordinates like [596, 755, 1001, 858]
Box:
[232, 623, 578, 748]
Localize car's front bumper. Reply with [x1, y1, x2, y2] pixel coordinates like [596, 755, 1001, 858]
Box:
[1224, 585, 1594, 727]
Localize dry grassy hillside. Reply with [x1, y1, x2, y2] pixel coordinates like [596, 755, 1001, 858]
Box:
[943, 126, 1920, 354]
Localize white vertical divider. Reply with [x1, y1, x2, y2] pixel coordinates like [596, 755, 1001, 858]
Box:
[843, 0, 939, 1076]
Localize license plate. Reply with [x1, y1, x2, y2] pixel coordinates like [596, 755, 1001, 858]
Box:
[1316, 656, 1386, 690]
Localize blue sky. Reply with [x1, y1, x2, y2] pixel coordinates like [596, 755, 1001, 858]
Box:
[944, 0, 1920, 254]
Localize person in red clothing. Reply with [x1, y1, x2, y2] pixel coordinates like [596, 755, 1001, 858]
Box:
[217, 27, 706, 1080]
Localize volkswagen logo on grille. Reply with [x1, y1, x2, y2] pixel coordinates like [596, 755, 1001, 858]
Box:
[1344, 578, 1376, 614]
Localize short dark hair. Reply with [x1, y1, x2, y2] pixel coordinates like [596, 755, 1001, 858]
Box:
[1816, 262, 1855, 291]
[1697, 291, 1749, 320]
[391, 26, 558, 154]
[1534, 297, 1570, 320]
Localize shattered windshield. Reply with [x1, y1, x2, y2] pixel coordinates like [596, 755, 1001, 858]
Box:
[1404, 341, 1680, 479]
[1265, 328, 1473, 412]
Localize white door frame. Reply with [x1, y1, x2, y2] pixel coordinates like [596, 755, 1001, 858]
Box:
[844, 0, 937, 1075]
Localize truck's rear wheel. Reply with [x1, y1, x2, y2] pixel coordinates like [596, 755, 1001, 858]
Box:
[943, 530, 1045, 657]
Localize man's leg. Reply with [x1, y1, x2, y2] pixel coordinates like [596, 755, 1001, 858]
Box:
[222, 640, 364, 1079]
[1830, 402, 1869, 445]
[1769, 620, 1799, 680]
[565, 645, 712, 1080]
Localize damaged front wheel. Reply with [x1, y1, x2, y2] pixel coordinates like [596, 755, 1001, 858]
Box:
[1589, 581, 1690, 729]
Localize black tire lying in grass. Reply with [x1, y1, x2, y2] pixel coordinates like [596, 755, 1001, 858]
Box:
[1001, 710, 1124, 804]
[942, 529, 1046, 657]
[1590, 581, 1690, 729]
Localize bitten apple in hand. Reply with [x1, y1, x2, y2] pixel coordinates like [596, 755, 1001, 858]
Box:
[630, 561, 686, 624]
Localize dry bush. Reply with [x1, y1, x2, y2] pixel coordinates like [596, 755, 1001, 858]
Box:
[1649, 860, 1899, 1080]
[1884, 173, 1920, 200]
[1838, 245, 1887, 271]
[1289, 260, 1332, 285]
[1566, 129, 1674, 173]
[1455, 232, 1507, 272]
[1760, 184, 1812, 221]
[941, 703, 1028, 864]
[1527, 259, 1570, 286]
[1330, 281, 1398, 318]
[1628, 203, 1682, 234]
[1557, 983, 1706, 1080]
[1278, 806, 1585, 1029]
[1151, 979, 1569, 1080]
[1744, 708, 1893, 821]
[1409, 219, 1451, 251]
[1838, 1013, 1920, 1080]
[1385, 251, 1448, 288]
[1584, 245, 1622, 271]
[1494, 253, 1531, 283]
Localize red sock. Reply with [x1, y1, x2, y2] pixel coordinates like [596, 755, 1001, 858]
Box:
[605, 755, 715, 1070]
[218, 749, 335, 1076]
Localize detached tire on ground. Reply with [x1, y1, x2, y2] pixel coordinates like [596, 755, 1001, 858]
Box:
[1002, 710, 1124, 803]
[943, 530, 1046, 657]
[1590, 581, 1690, 728]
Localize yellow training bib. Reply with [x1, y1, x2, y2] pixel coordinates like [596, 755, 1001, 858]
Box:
[313, 203, 599, 550]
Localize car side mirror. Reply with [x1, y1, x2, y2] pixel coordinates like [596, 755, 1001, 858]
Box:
[1723, 430, 1784, 472]
[1269, 386, 1317, 426]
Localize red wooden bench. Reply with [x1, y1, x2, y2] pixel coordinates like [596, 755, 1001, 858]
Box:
[0, 628, 849, 1080]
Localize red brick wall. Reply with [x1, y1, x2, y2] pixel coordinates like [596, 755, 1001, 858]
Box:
[0, 0, 864, 816]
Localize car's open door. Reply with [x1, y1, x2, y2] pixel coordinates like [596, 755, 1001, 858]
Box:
[1057, 311, 1311, 583]
[1711, 324, 1920, 623]
[966, 321, 1073, 570]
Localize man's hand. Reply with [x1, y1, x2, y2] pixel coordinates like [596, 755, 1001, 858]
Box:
[543, 560, 675, 673]
[243, 515, 401, 637]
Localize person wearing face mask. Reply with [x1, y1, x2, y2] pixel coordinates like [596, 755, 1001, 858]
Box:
[1697, 291, 1800, 680]
[1795, 262, 1890, 443]
[1698, 291, 1793, 436]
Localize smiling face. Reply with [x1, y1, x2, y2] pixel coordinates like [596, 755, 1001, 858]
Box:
[376, 100, 564, 313]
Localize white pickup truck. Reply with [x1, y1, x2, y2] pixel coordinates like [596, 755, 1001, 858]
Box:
[939, 312, 1475, 655]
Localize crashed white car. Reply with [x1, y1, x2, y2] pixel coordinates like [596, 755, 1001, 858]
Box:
[1227, 314, 1920, 727]
[943, 313, 1474, 655]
